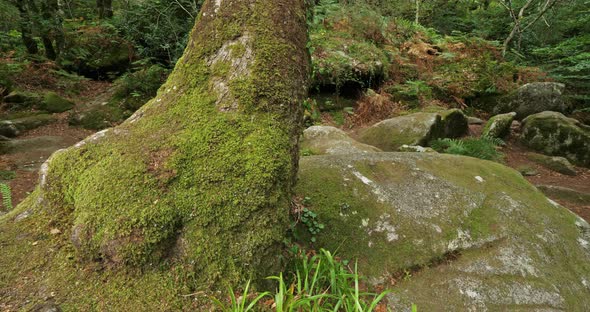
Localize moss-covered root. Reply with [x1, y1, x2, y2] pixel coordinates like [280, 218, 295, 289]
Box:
[2, 0, 310, 297]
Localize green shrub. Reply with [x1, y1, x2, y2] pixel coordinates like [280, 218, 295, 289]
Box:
[431, 137, 504, 161]
[112, 0, 202, 65]
[111, 64, 170, 111]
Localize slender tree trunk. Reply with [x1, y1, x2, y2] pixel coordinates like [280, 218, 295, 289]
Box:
[97, 0, 112, 18]
[4, 0, 310, 292]
[415, 0, 421, 24]
[16, 0, 39, 55]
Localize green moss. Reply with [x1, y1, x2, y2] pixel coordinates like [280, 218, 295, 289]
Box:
[41, 92, 75, 113]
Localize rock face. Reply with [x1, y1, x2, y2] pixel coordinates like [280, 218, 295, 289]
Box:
[357, 113, 443, 151]
[40, 93, 75, 113]
[536, 185, 590, 205]
[482, 112, 516, 139]
[297, 152, 590, 311]
[0, 114, 56, 137]
[438, 109, 469, 138]
[483, 82, 571, 119]
[0, 136, 65, 155]
[301, 126, 381, 155]
[358, 110, 468, 152]
[527, 152, 577, 176]
[521, 111, 590, 167]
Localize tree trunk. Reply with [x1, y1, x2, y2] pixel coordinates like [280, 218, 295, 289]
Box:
[97, 0, 112, 18]
[3, 0, 309, 293]
[415, 0, 421, 24]
[16, 0, 39, 55]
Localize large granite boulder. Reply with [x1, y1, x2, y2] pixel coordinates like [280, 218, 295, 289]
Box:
[479, 82, 571, 119]
[521, 111, 590, 167]
[439, 109, 469, 138]
[297, 152, 590, 311]
[301, 126, 381, 155]
[526, 152, 577, 176]
[357, 112, 445, 151]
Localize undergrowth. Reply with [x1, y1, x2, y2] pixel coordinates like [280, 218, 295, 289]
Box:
[431, 136, 504, 161]
[0, 182, 12, 211]
[210, 249, 391, 311]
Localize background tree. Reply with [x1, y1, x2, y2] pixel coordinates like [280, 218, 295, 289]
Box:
[96, 0, 112, 18]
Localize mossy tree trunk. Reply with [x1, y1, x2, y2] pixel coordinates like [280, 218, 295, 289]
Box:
[13, 0, 309, 289]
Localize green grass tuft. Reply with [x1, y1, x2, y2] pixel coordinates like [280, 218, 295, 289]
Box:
[431, 136, 504, 161]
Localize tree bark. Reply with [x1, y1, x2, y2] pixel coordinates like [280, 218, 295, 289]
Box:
[3, 0, 309, 292]
[97, 0, 113, 18]
[16, 0, 39, 55]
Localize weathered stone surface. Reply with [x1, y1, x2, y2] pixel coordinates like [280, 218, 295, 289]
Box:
[439, 109, 469, 138]
[398, 144, 436, 153]
[40, 93, 75, 113]
[527, 152, 577, 176]
[517, 165, 538, 176]
[301, 126, 381, 155]
[2, 91, 39, 110]
[0, 114, 56, 138]
[482, 112, 516, 139]
[536, 185, 590, 205]
[468, 117, 484, 125]
[297, 152, 590, 311]
[0, 136, 65, 155]
[357, 113, 443, 151]
[521, 111, 590, 167]
[479, 82, 572, 119]
[3, 91, 27, 103]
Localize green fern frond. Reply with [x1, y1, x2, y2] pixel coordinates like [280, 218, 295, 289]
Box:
[0, 183, 12, 211]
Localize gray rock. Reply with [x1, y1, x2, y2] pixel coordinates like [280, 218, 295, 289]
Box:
[2, 91, 39, 110]
[357, 113, 443, 151]
[521, 111, 590, 167]
[0, 136, 65, 155]
[536, 185, 590, 205]
[398, 145, 437, 153]
[297, 152, 590, 311]
[301, 126, 381, 155]
[3, 91, 27, 103]
[517, 165, 538, 176]
[527, 152, 577, 176]
[40, 92, 75, 113]
[482, 112, 516, 139]
[468, 117, 484, 125]
[0, 114, 56, 138]
[439, 109, 469, 138]
[495, 82, 571, 119]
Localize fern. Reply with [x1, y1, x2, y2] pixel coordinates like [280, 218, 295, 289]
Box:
[431, 137, 504, 161]
[0, 183, 12, 211]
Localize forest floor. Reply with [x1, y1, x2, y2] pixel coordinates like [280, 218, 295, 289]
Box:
[0, 72, 108, 206]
